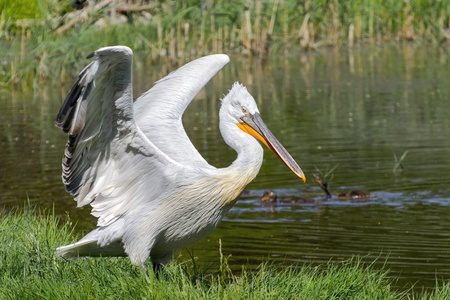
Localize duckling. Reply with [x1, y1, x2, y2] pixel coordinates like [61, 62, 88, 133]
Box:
[260, 190, 320, 204]
[337, 190, 374, 200]
[313, 174, 374, 200]
[260, 190, 278, 203]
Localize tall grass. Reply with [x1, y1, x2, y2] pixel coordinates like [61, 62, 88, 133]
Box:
[1, 0, 449, 85]
[1, 206, 450, 299]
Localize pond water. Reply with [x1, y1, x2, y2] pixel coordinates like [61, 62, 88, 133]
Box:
[1, 44, 449, 292]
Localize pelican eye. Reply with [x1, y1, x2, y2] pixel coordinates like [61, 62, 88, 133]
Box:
[241, 106, 248, 114]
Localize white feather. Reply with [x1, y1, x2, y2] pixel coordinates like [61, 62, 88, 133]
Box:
[54, 46, 303, 269]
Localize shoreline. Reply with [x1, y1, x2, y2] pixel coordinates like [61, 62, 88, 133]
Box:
[1, 206, 448, 299]
[1, 1, 449, 85]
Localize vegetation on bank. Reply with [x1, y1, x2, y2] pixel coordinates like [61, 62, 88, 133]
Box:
[0, 0, 449, 86]
[0, 206, 449, 299]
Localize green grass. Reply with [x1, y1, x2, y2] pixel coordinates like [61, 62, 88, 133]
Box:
[0, 207, 449, 299]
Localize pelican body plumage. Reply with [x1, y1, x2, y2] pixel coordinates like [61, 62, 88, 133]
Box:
[54, 46, 305, 273]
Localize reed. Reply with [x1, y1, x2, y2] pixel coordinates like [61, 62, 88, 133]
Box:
[393, 150, 409, 173]
[1, 0, 449, 84]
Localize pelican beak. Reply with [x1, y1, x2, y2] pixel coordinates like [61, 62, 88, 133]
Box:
[238, 112, 306, 182]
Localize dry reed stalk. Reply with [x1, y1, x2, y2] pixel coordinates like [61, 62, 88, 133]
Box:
[348, 23, 354, 48]
[230, 24, 236, 51]
[333, 1, 340, 44]
[20, 24, 26, 61]
[269, 0, 279, 36]
[243, 10, 252, 54]
[246, 10, 252, 39]
[299, 13, 310, 50]
[402, 0, 414, 40]
[384, 19, 393, 41]
[10, 61, 16, 86]
[169, 28, 176, 61]
[210, 14, 216, 52]
[191, 32, 199, 58]
[218, 27, 223, 52]
[200, 15, 206, 49]
[161, 26, 168, 59]
[260, 28, 270, 61]
[178, 24, 184, 59]
[0, 11, 5, 39]
[328, 0, 339, 46]
[177, 22, 184, 58]
[38, 49, 48, 77]
[283, 0, 288, 37]
[355, 13, 362, 40]
[308, 22, 315, 48]
[418, 22, 425, 39]
[200, 35, 212, 55]
[110, 0, 117, 23]
[376, 16, 381, 41]
[255, 1, 262, 55]
[156, 16, 163, 55]
[184, 22, 189, 42]
[224, 24, 229, 49]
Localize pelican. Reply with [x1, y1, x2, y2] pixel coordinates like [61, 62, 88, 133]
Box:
[54, 46, 305, 275]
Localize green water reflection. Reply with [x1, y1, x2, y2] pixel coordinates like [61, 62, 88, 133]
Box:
[1, 44, 449, 291]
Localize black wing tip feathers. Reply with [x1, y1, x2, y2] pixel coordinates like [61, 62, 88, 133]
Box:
[54, 77, 83, 133]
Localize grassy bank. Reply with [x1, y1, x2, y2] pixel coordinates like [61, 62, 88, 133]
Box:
[0, 207, 449, 299]
[1, 0, 449, 86]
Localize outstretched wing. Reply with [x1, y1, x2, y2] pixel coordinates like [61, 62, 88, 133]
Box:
[55, 46, 179, 227]
[133, 54, 230, 167]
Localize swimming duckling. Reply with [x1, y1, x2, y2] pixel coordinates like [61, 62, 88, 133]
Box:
[337, 190, 374, 200]
[313, 174, 374, 200]
[260, 190, 320, 204]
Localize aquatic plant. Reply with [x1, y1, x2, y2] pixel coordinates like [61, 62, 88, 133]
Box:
[1, 0, 449, 85]
[393, 150, 409, 173]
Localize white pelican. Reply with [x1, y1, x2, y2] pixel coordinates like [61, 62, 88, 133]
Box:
[54, 46, 305, 275]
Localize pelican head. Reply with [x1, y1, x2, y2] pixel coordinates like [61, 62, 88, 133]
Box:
[220, 82, 305, 182]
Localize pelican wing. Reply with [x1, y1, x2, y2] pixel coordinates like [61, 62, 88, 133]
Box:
[55, 46, 178, 227]
[133, 54, 230, 166]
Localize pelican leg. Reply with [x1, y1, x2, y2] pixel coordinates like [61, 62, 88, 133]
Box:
[153, 263, 164, 278]
[141, 262, 164, 282]
[142, 262, 150, 283]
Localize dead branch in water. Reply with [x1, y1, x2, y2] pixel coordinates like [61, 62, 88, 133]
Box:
[56, 0, 154, 34]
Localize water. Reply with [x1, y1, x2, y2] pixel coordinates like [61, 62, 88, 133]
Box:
[1, 44, 450, 291]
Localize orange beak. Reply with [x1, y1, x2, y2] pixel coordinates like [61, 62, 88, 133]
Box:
[238, 112, 306, 183]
